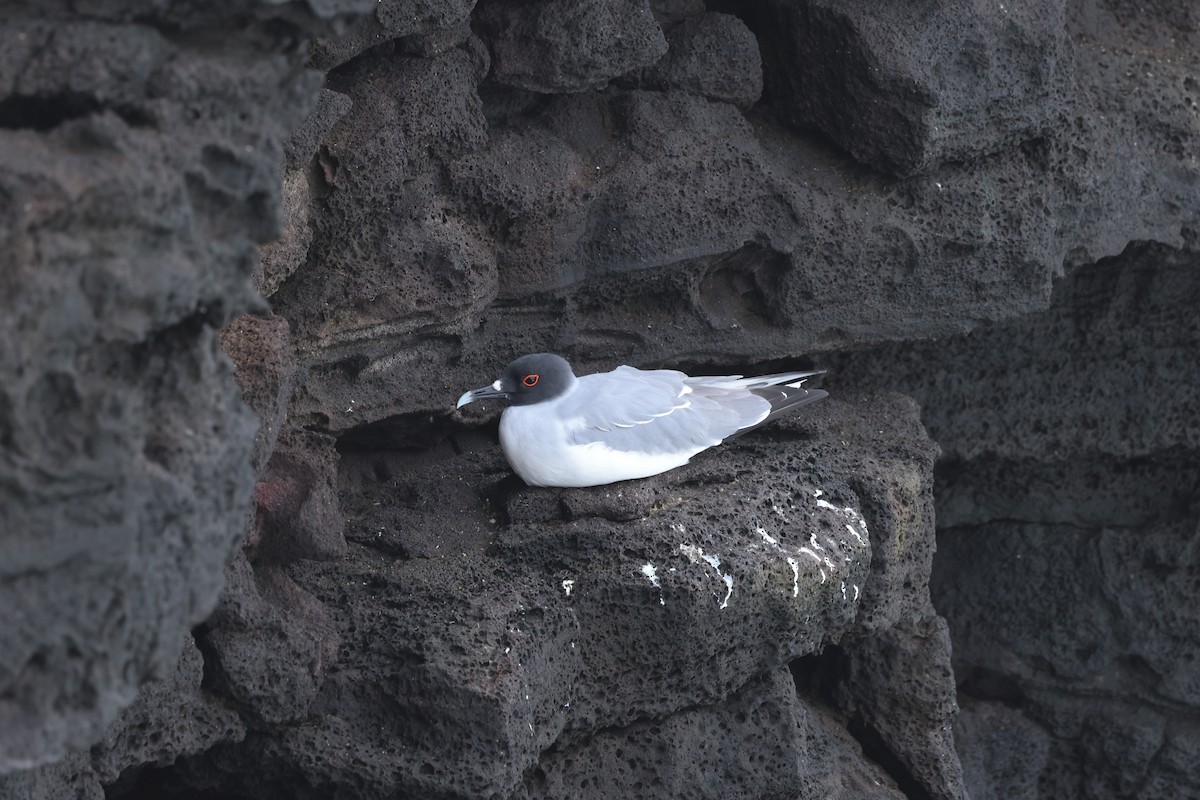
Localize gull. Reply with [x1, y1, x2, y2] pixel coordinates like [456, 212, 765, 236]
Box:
[456, 354, 826, 488]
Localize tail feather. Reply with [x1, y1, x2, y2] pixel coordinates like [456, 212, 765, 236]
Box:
[723, 375, 827, 441]
[754, 385, 828, 420]
[688, 369, 825, 391]
[746, 369, 824, 390]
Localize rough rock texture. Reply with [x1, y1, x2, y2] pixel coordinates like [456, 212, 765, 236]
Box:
[134, 394, 953, 800]
[477, 0, 669, 93]
[308, 0, 477, 71]
[830, 242, 1200, 799]
[738, 0, 1075, 177]
[0, 0, 372, 790]
[0, 0, 1196, 798]
[274, 0, 1195, 434]
[525, 668, 902, 800]
[0, 637, 245, 800]
[198, 557, 341, 729]
[625, 12, 764, 108]
[0, 0, 373, 777]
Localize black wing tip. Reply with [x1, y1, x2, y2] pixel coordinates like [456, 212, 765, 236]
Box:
[743, 385, 828, 427]
[772, 387, 827, 413]
[751, 385, 827, 409]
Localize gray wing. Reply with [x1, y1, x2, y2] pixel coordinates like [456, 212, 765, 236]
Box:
[563, 366, 770, 455]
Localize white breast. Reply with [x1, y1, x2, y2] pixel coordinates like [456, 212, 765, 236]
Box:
[499, 395, 703, 487]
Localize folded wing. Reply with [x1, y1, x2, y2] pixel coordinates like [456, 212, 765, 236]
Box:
[562, 366, 823, 455]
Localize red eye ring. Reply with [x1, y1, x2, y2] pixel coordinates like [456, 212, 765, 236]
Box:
[522, 374, 539, 387]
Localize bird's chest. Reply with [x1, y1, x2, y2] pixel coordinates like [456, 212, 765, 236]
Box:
[498, 404, 691, 488]
[498, 406, 579, 487]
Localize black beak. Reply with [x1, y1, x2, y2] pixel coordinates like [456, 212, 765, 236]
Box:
[456, 382, 510, 409]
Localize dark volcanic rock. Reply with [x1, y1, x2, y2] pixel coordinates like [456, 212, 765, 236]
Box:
[145, 393, 961, 799]
[836, 618, 961, 800]
[0, 637, 244, 800]
[308, 0, 477, 71]
[742, 0, 1075, 177]
[831, 242, 1200, 465]
[278, 0, 1195, 435]
[256, 169, 315, 298]
[88, 637, 245, 788]
[270, 45, 497, 418]
[477, 0, 669, 93]
[256, 88, 355, 299]
[2, 0, 1197, 797]
[220, 314, 298, 471]
[954, 702, 1049, 800]
[199, 558, 340, 728]
[283, 88, 355, 173]
[625, 12, 763, 108]
[526, 668, 907, 800]
[830, 241, 1200, 799]
[249, 427, 346, 564]
[0, 0, 364, 781]
[291, 79, 1080, 431]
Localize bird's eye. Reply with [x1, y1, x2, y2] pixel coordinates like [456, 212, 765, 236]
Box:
[522, 374, 539, 387]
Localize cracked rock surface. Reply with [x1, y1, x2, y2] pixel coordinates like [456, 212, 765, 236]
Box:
[0, 0, 1196, 798]
[832, 241, 1200, 798]
[0, 0, 372, 777]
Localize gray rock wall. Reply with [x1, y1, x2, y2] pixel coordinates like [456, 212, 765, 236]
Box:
[0, 0, 1195, 798]
[833, 242, 1200, 798]
[0, 0, 371, 785]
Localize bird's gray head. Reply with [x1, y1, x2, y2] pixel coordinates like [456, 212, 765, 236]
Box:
[456, 353, 577, 409]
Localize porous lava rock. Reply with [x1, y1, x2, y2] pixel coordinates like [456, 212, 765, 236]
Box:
[137, 393, 960, 799]
[0, 0, 370, 788]
[829, 240, 1200, 799]
[1, 0, 1197, 798]
[476, 0, 669, 93]
[276, 0, 1195, 435]
[739, 0, 1074, 176]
